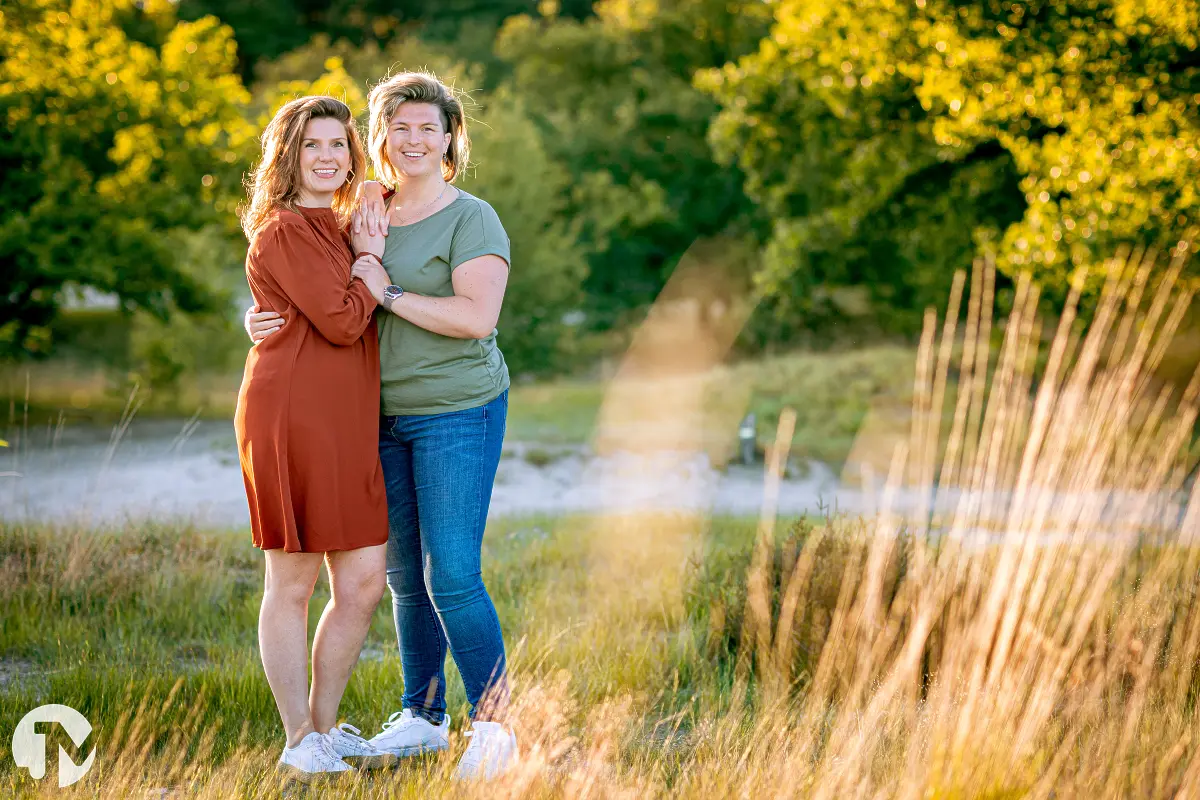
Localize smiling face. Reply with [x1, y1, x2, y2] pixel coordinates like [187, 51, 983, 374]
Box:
[296, 116, 352, 206]
[385, 102, 452, 181]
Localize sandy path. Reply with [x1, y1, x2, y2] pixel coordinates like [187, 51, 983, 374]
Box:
[0, 419, 851, 527]
[1, 420, 1184, 534]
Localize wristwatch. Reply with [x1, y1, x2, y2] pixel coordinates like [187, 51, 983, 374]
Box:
[382, 284, 404, 311]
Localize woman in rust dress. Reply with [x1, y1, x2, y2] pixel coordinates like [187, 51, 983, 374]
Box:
[235, 95, 397, 779]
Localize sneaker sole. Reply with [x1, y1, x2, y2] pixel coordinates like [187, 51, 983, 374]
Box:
[275, 762, 353, 785]
[377, 740, 450, 758]
[343, 752, 399, 770]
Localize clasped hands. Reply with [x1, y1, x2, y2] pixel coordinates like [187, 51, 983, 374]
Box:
[351, 197, 391, 304]
[245, 187, 395, 343]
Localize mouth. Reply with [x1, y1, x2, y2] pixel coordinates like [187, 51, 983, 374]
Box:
[401, 151, 426, 161]
[313, 168, 340, 179]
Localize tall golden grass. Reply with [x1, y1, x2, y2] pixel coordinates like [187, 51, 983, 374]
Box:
[13, 245, 1200, 798]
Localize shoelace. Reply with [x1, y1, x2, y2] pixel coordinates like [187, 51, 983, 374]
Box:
[318, 734, 345, 769]
[334, 723, 378, 752]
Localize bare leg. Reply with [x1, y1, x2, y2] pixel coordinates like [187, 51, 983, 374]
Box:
[310, 544, 387, 734]
[260, 549, 324, 748]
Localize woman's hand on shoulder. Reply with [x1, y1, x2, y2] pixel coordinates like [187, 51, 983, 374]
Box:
[351, 205, 388, 259]
[351, 256, 390, 304]
[245, 304, 284, 343]
[353, 180, 388, 244]
[356, 180, 387, 217]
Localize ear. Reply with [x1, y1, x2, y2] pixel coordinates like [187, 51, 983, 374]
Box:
[443, 131, 451, 157]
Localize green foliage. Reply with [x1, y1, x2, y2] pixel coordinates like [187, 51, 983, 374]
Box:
[0, 0, 254, 358]
[9, 0, 1198, 379]
[249, 34, 480, 116]
[459, 89, 590, 374]
[495, 0, 770, 318]
[46, 309, 134, 368]
[176, 0, 598, 78]
[126, 225, 249, 391]
[701, 0, 1200, 327]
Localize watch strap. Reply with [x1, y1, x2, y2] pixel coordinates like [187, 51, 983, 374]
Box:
[382, 285, 403, 311]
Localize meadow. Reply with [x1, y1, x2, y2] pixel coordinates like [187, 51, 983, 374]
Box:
[1, 343, 923, 470]
[1, 256, 1199, 798]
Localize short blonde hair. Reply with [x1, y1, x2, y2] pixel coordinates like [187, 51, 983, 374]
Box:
[367, 72, 469, 186]
[241, 96, 366, 240]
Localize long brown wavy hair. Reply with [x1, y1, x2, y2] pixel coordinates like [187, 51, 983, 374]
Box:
[240, 96, 367, 241]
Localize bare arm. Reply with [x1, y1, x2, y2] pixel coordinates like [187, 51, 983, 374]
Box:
[352, 254, 509, 340]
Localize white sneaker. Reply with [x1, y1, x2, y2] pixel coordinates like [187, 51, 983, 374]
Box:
[453, 721, 518, 781]
[278, 731, 352, 782]
[326, 723, 397, 770]
[368, 708, 450, 757]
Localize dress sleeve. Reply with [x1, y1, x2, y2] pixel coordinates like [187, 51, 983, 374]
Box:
[257, 220, 377, 346]
[449, 202, 511, 269]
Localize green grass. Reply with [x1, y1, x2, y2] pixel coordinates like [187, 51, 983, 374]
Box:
[0, 514, 818, 782]
[1, 514, 1196, 797]
[0, 513, 840, 797]
[2, 345, 921, 467]
[0, 360, 242, 425]
[505, 346, 922, 469]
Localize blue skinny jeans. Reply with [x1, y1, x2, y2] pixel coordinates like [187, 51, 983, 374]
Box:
[378, 389, 508, 722]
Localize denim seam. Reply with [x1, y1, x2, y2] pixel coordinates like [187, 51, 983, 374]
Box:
[425, 578, 445, 713]
[417, 454, 448, 716]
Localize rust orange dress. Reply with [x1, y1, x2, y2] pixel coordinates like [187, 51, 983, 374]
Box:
[234, 206, 388, 553]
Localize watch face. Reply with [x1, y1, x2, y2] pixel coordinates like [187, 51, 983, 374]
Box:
[384, 285, 403, 299]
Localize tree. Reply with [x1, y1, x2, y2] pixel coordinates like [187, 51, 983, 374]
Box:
[175, 0, 595, 79]
[0, 0, 254, 357]
[701, 0, 1199, 331]
[495, 0, 771, 322]
[458, 87, 590, 374]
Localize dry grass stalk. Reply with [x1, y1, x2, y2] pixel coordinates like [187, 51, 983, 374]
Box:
[11, 248, 1200, 799]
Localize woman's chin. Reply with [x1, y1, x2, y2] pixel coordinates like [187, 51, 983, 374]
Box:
[303, 179, 347, 196]
[396, 163, 436, 179]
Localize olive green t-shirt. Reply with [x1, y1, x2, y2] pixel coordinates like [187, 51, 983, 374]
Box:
[378, 190, 511, 416]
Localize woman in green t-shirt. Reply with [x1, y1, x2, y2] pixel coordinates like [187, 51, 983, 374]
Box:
[246, 72, 517, 781]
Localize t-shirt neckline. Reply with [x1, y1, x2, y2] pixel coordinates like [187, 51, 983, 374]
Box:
[387, 188, 467, 230]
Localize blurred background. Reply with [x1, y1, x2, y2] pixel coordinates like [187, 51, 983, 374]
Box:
[1, 0, 1198, 506]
